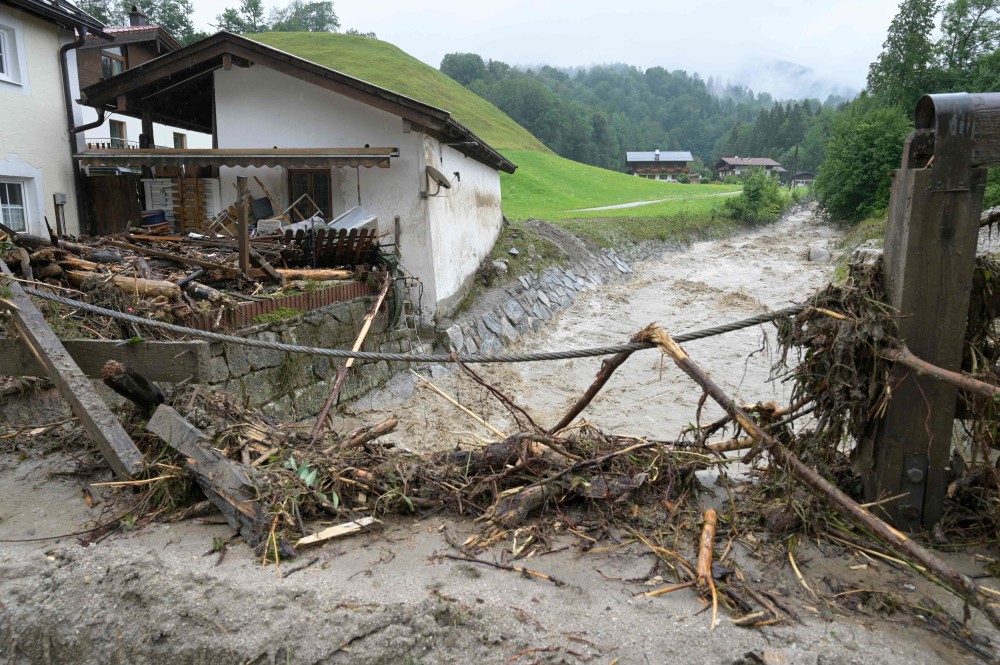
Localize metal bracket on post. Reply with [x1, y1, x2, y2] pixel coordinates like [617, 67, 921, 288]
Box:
[862, 92, 994, 530]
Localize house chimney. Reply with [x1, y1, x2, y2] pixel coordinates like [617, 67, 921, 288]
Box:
[129, 5, 148, 26]
[654, 149, 660, 161]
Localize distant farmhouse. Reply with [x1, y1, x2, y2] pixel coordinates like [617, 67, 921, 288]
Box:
[626, 150, 698, 182]
[716, 156, 785, 179]
[791, 171, 816, 187]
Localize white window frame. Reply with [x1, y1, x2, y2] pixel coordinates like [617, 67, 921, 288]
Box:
[0, 29, 8, 80]
[0, 179, 28, 232]
[0, 12, 28, 91]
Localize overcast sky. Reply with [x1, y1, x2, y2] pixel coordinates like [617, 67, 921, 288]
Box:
[189, 0, 903, 99]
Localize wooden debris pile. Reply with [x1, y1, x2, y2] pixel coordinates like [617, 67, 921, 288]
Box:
[0, 222, 379, 335]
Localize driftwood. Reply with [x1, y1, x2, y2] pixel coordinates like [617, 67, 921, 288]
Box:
[65, 270, 181, 298]
[883, 346, 1000, 397]
[101, 360, 166, 413]
[325, 416, 399, 452]
[0, 259, 144, 479]
[17, 248, 33, 282]
[146, 405, 281, 553]
[0, 223, 51, 251]
[312, 274, 392, 437]
[696, 508, 719, 628]
[276, 268, 353, 281]
[250, 248, 285, 285]
[548, 328, 648, 434]
[646, 324, 1000, 632]
[106, 240, 238, 275]
[183, 280, 224, 303]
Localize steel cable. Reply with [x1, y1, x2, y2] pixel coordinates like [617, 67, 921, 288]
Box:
[17, 285, 805, 364]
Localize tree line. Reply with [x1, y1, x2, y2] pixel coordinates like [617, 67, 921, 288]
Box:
[815, 0, 1000, 222]
[75, 0, 343, 45]
[439, 53, 837, 176]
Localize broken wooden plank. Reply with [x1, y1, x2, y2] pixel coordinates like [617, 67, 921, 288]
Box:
[0, 339, 212, 382]
[237, 176, 250, 277]
[249, 248, 285, 286]
[295, 516, 379, 548]
[104, 240, 239, 275]
[146, 405, 271, 550]
[0, 259, 145, 479]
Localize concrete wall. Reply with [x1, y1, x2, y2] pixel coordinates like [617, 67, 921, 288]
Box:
[424, 136, 504, 316]
[0, 6, 78, 236]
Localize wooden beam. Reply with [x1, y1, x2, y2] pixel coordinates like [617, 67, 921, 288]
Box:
[0, 339, 212, 382]
[858, 144, 988, 529]
[146, 405, 271, 549]
[0, 260, 144, 479]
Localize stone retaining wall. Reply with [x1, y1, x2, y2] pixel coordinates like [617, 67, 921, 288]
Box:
[205, 296, 422, 421]
[439, 248, 633, 354]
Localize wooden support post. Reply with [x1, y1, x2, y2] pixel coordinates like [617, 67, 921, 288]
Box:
[237, 176, 250, 277]
[858, 93, 991, 530]
[0, 260, 144, 479]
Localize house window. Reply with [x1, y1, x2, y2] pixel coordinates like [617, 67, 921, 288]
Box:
[0, 181, 27, 232]
[101, 47, 125, 79]
[288, 170, 332, 219]
[173, 132, 187, 149]
[0, 23, 22, 85]
[110, 120, 127, 148]
[0, 29, 7, 78]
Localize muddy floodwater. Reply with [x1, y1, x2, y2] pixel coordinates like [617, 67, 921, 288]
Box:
[352, 206, 841, 450]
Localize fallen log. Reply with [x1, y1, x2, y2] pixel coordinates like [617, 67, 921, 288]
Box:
[276, 268, 353, 281]
[146, 405, 279, 553]
[325, 416, 399, 452]
[65, 270, 181, 299]
[0, 223, 51, 251]
[646, 324, 1000, 632]
[101, 360, 166, 413]
[183, 280, 224, 303]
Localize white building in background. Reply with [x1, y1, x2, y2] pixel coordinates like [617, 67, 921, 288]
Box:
[0, 0, 107, 237]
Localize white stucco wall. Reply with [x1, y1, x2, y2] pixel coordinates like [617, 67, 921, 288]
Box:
[423, 137, 503, 314]
[212, 64, 441, 311]
[0, 6, 79, 235]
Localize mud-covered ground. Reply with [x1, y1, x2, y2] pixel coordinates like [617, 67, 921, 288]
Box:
[2, 208, 999, 664]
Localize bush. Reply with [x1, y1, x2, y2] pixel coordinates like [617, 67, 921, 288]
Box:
[676, 173, 690, 184]
[984, 169, 1000, 210]
[723, 167, 787, 225]
[814, 97, 911, 224]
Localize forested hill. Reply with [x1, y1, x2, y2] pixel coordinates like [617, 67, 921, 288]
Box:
[440, 53, 847, 174]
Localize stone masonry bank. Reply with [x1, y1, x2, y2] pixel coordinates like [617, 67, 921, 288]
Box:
[204, 296, 423, 421]
[439, 246, 633, 355]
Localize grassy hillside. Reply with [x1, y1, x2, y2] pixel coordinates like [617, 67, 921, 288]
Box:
[250, 32, 739, 237]
[251, 32, 546, 152]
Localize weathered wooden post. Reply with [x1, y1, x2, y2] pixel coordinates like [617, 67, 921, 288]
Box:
[859, 93, 1000, 530]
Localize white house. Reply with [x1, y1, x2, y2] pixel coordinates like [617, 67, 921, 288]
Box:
[77, 32, 516, 319]
[715, 156, 786, 179]
[0, 0, 108, 238]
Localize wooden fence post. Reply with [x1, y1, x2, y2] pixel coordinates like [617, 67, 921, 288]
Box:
[858, 93, 998, 529]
